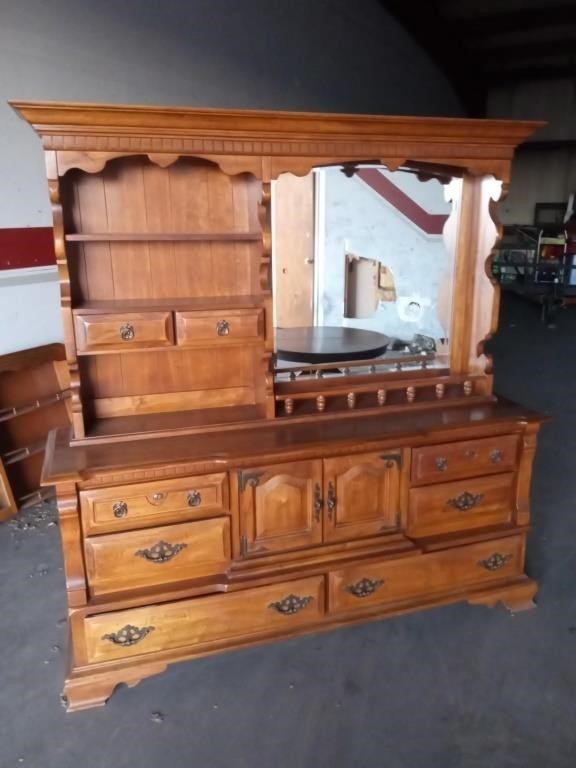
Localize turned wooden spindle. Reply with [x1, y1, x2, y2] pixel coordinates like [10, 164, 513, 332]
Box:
[463, 380, 473, 396]
[406, 386, 416, 403]
[347, 392, 356, 409]
[284, 398, 294, 415]
[316, 395, 326, 412]
[435, 383, 445, 399]
[377, 389, 386, 406]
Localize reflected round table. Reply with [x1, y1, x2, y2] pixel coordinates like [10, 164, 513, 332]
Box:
[275, 326, 390, 364]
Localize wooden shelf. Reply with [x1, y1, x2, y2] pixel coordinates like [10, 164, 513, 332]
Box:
[72, 296, 263, 314]
[65, 232, 261, 242]
[83, 404, 267, 442]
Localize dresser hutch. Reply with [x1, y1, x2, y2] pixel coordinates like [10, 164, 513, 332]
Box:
[11, 100, 543, 711]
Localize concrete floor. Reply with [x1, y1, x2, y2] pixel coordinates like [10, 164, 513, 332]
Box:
[1, 292, 575, 768]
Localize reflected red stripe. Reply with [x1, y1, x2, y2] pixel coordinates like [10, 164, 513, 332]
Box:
[357, 169, 448, 235]
[0, 227, 55, 270]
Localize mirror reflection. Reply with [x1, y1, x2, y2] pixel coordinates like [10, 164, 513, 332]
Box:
[272, 164, 455, 374]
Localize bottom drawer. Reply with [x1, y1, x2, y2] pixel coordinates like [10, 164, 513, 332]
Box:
[83, 575, 324, 663]
[329, 535, 524, 614]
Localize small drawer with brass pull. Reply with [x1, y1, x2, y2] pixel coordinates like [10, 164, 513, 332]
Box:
[174, 308, 264, 347]
[84, 518, 231, 596]
[408, 473, 514, 538]
[411, 435, 518, 485]
[73, 312, 174, 353]
[328, 535, 523, 615]
[83, 575, 324, 663]
[80, 473, 229, 534]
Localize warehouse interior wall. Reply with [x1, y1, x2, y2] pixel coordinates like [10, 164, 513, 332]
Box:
[0, 0, 462, 354]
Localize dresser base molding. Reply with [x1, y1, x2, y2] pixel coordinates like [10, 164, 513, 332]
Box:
[61, 574, 537, 711]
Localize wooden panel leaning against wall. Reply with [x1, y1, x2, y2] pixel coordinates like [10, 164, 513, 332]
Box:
[9, 99, 545, 711]
[0, 344, 71, 520]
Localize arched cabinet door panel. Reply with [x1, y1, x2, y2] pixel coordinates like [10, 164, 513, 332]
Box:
[323, 452, 402, 543]
[238, 459, 323, 555]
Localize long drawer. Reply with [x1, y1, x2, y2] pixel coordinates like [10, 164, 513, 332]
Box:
[407, 473, 515, 538]
[80, 473, 229, 534]
[329, 535, 524, 614]
[74, 312, 174, 353]
[83, 575, 324, 663]
[411, 435, 519, 485]
[84, 518, 231, 596]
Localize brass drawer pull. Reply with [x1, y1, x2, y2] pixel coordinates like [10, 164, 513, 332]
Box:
[313, 483, 322, 523]
[478, 552, 513, 571]
[268, 594, 313, 615]
[150, 491, 166, 503]
[216, 319, 230, 336]
[112, 501, 128, 518]
[326, 481, 336, 518]
[490, 449, 503, 463]
[135, 540, 187, 563]
[120, 323, 135, 341]
[102, 624, 155, 646]
[447, 491, 483, 511]
[344, 577, 385, 598]
[187, 490, 202, 507]
[436, 456, 448, 471]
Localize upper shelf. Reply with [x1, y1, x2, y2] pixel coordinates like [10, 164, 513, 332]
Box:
[65, 232, 262, 242]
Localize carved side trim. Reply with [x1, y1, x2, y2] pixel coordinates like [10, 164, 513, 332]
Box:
[515, 423, 540, 526]
[55, 481, 88, 607]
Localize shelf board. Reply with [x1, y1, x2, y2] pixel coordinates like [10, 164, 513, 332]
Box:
[72, 296, 263, 314]
[65, 232, 261, 242]
[84, 404, 267, 442]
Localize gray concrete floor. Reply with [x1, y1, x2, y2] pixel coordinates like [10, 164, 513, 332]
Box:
[1, 292, 575, 768]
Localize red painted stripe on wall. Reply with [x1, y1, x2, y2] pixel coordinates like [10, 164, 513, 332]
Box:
[357, 169, 448, 235]
[0, 228, 55, 270]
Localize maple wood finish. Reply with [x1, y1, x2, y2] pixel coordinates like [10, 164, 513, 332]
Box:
[11, 100, 544, 711]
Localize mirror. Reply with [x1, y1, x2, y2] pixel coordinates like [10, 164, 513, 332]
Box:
[272, 164, 457, 374]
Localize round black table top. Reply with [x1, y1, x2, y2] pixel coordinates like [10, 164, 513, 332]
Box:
[275, 326, 390, 364]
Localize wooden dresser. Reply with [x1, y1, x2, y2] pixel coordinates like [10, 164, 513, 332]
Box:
[11, 101, 544, 711]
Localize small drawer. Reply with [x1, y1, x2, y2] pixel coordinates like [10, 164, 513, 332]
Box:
[83, 575, 325, 663]
[329, 535, 523, 615]
[84, 517, 231, 596]
[411, 435, 518, 485]
[74, 312, 174, 353]
[407, 473, 515, 538]
[80, 473, 229, 534]
[175, 309, 264, 346]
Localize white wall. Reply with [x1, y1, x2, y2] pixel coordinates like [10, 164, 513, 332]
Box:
[317, 168, 453, 340]
[0, 0, 463, 353]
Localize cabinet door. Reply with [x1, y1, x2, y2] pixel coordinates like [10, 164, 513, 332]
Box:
[323, 452, 402, 543]
[239, 460, 323, 555]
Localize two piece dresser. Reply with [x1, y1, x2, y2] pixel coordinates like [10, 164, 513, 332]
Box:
[11, 101, 544, 710]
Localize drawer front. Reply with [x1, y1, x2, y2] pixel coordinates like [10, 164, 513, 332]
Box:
[74, 312, 174, 352]
[80, 473, 229, 534]
[411, 435, 518, 485]
[85, 518, 231, 596]
[175, 309, 264, 346]
[83, 575, 324, 663]
[329, 535, 523, 614]
[407, 473, 515, 538]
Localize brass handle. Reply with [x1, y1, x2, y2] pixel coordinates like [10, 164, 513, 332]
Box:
[112, 501, 128, 518]
[135, 540, 187, 563]
[102, 624, 155, 646]
[313, 483, 322, 523]
[150, 492, 166, 503]
[478, 552, 513, 571]
[344, 577, 385, 598]
[268, 594, 313, 615]
[447, 491, 483, 511]
[187, 490, 202, 507]
[216, 319, 230, 336]
[436, 456, 448, 471]
[120, 323, 135, 341]
[490, 449, 503, 463]
[326, 481, 336, 518]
